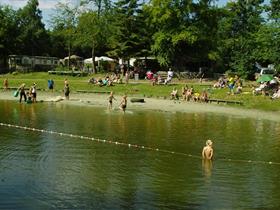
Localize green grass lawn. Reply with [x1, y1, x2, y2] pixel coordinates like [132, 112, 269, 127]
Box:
[2, 72, 280, 111]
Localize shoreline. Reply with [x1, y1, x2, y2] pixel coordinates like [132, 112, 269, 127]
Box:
[1, 90, 280, 122]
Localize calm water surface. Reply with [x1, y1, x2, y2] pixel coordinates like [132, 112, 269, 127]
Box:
[0, 100, 280, 209]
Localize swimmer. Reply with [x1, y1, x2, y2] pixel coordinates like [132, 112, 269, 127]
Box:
[202, 139, 214, 160]
[108, 91, 116, 110]
[119, 95, 127, 113]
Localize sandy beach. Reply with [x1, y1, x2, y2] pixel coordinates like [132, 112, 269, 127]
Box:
[1, 90, 280, 122]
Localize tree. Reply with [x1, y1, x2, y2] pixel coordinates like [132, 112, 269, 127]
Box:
[109, 0, 147, 64]
[269, 0, 280, 22]
[17, 0, 50, 57]
[51, 2, 80, 70]
[147, 0, 220, 71]
[77, 0, 113, 73]
[0, 5, 19, 70]
[216, 0, 265, 78]
[253, 23, 280, 70]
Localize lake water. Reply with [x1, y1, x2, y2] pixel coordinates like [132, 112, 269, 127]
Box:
[0, 100, 280, 209]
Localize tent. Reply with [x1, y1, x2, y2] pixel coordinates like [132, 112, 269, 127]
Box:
[98, 56, 114, 62]
[84, 58, 94, 64]
[84, 56, 115, 64]
[256, 74, 274, 83]
[64, 55, 83, 60]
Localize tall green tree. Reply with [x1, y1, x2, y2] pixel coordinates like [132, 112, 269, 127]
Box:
[0, 5, 19, 69]
[17, 0, 50, 56]
[51, 2, 80, 70]
[147, 0, 220, 70]
[217, 0, 265, 78]
[269, 0, 280, 22]
[263, 0, 280, 70]
[110, 0, 147, 63]
[253, 23, 280, 68]
[77, 0, 113, 73]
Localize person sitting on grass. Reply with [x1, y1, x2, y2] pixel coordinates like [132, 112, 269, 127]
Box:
[271, 87, 280, 99]
[200, 90, 209, 103]
[170, 88, 179, 100]
[185, 87, 193, 101]
[181, 85, 188, 100]
[157, 75, 164, 85]
[235, 84, 243, 94]
[193, 92, 200, 102]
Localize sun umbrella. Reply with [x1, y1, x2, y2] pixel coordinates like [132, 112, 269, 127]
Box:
[256, 74, 274, 83]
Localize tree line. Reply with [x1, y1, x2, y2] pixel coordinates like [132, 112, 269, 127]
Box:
[0, 0, 279, 78]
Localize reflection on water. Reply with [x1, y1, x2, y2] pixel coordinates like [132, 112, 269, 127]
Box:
[0, 100, 280, 209]
[202, 159, 213, 178]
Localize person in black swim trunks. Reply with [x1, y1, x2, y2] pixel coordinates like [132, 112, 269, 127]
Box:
[108, 91, 116, 110]
[119, 95, 127, 113]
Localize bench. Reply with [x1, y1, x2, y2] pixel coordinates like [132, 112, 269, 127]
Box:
[76, 90, 110, 94]
[208, 99, 243, 105]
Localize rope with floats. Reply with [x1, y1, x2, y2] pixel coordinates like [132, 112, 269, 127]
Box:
[1, 122, 280, 166]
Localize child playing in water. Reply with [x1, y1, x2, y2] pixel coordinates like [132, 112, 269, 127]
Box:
[108, 91, 116, 110]
[202, 139, 214, 160]
[119, 95, 127, 113]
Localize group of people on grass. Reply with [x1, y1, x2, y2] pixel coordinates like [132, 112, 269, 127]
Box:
[170, 85, 209, 103]
[88, 72, 129, 87]
[253, 78, 280, 98]
[147, 68, 174, 86]
[212, 74, 280, 99]
[213, 75, 243, 95]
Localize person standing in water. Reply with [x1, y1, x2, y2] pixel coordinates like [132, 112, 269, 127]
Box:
[30, 83, 37, 103]
[202, 139, 214, 160]
[119, 95, 127, 113]
[108, 91, 116, 110]
[18, 83, 27, 103]
[64, 83, 70, 100]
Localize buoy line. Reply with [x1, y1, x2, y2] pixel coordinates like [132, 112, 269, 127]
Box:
[1, 122, 280, 166]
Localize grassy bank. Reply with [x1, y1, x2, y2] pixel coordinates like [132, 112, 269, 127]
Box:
[1, 72, 280, 112]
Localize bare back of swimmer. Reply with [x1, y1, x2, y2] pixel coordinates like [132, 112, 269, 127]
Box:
[202, 139, 214, 160]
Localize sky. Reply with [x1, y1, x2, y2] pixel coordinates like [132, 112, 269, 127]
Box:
[0, 0, 268, 29]
[0, 0, 81, 28]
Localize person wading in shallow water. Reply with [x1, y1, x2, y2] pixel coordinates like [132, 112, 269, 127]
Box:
[64, 83, 70, 100]
[108, 91, 116, 110]
[202, 139, 214, 160]
[18, 83, 27, 103]
[119, 95, 127, 113]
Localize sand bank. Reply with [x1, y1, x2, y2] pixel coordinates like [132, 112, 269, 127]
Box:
[1, 90, 280, 122]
